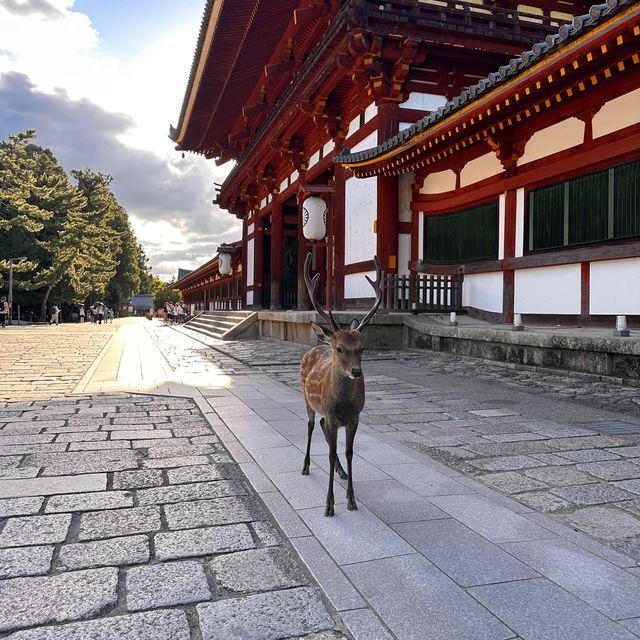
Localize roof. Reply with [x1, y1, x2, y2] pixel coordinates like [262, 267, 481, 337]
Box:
[170, 0, 300, 155]
[336, 0, 637, 167]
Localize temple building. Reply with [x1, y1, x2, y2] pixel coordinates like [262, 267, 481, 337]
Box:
[171, 0, 639, 323]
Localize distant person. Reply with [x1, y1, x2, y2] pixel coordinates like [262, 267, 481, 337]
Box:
[106, 307, 114, 323]
[164, 301, 174, 325]
[79, 304, 85, 323]
[95, 302, 106, 324]
[49, 303, 60, 326]
[0, 297, 8, 328]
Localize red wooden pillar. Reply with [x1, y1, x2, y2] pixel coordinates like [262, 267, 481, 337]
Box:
[377, 103, 399, 275]
[334, 164, 346, 309]
[253, 217, 264, 310]
[297, 207, 311, 310]
[270, 202, 283, 310]
[241, 218, 248, 309]
[502, 190, 517, 324]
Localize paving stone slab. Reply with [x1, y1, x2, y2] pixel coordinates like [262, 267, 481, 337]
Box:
[126, 560, 210, 610]
[45, 490, 134, 513]
[197, 587, 333, 640]
[0, 567, 118, 632]
[298, 504, 414, 566]
[344, 554, 512, 640]
[77, 506, 160, 541]
[552, 483, 637, 506]
[163, 496, 259, 529]
[0, 545, 53, 578]
[562, 506, 640, 540]
[0, 497, 44, 517]
[135, 480, 246, 505]
[211, 547, 307, 594]
[613, 479, 640, 495]
[478, 471, 548, 494]
[0, 513, 72, 547]
[112, 469, 164, 489]
[469, 578, 637, 640]
[378, 463, 470, 497]
[394, 519, 539, 587]
[58, 534, 150, 570]
[2, 609, 192, 640]
[576, 461, 640, 481]
[251, 520, 282, 547]
[470, 455, 545, 472]
[428, 494, 555, 543]
[523, 466, 595, 486]
[154, 523, 255, 560]
[68, 440, 132, 451]
[557, 449, 622, 463]
[0, 474, 107, 498]
[515, 491, 573, 513]
[165, 464, 227, 484]
[500, 538, 640, 620]
[340, 608, 395, 640]
[26, 451, 139, 476]
[141, 455, 210, 469]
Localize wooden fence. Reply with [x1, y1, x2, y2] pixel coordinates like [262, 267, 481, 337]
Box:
[381, 272, 464, 312]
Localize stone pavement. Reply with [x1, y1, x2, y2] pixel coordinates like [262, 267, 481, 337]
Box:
[4, 318, 640, 638]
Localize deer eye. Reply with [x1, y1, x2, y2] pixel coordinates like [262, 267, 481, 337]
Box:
[336, 347, 343, 353]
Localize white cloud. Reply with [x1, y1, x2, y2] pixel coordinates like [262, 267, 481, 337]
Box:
[0, 0, 237, 281]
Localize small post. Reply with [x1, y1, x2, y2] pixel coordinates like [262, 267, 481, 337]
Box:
[17, 305, 21, 326]
[411, 302, 419, 315]
[513, 313, 524, 331]
[614, 315, 630, 337]
[449, 311, 458, 326]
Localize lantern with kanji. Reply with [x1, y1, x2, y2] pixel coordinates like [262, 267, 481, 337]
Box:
[302, 196, 327, 240]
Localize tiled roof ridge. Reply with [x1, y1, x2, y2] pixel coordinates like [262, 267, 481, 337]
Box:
[169, 0, 215, 143]
[335, 0, 636, 166]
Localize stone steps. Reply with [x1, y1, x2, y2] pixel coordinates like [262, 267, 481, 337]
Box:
[183, 311, 257, 340]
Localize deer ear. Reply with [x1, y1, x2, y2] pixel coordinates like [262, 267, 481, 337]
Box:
[350, 318, 359, 330]
[310, 321, 332, 344]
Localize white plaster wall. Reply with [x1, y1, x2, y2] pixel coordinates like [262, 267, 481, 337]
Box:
[462, 272, 504, 313]
[309, 150, 320, 167]
[398, 234, 411, 275]
[323, 139, 334, 158]
[348, 115, 360, 138]
[259, 197, 267, 210]
[290, 170, 299, 184]
[515, 264, 581, 314]
[345, 270, 377, 299]
[590, 258, 640, 315]
[518, 4, 543, 22]
[498, 193, 506, 261]
[279, 178, 288, 192]
[246, 238, 254, 287]
[418, 214, 424, 260]
[400, 91, 447, 112]
[515, 188, 525, 258]
[364, 103, 377, 123]
[350, 131, 378, 154]
[345, 177, 377, 264]
[460, 152, 503, 187]
[593, 89, 640, 139]
[399, 122, 413, 132]
[247, 223, 254, 236]
[420, 169, 456, 195]
[246, 290, 254, 306]
[398, 173, 413, 223]
[518, 118, 584, 166]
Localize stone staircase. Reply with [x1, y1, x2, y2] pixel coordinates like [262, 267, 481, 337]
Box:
[183, 310, 258, 341]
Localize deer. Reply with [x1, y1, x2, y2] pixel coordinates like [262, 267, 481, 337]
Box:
[300, 252, 383, 517]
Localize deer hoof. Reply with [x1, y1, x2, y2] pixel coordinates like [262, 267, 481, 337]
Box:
[324, 504, 335, 517]
[347, 498, 358, 511]
[301, 466, 310, 476]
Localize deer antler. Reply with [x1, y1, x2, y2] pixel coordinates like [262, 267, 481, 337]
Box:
[355, 255, 383, 331]
[304, 253, 340, 332]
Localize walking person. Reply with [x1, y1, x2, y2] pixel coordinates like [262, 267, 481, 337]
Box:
[79, 304, 85, 323]
[0, 297, 8, 328]
[95, 301, 105, 325]
[49, 303, 60, 325]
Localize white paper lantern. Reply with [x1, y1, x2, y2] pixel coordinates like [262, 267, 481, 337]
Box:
[218, 245, 233, 276]
[302, 196, 327, 241]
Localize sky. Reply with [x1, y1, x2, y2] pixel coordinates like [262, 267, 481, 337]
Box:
[0, 0, 239, 280]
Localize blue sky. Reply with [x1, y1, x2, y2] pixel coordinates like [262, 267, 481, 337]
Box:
[0, 0, 239, 280]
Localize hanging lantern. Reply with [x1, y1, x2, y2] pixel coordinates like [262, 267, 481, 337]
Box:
[302, 196, 327, 240]
[218, 244, 234, 276]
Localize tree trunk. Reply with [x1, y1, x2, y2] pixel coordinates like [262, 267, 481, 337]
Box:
[40, 284, 53, 322]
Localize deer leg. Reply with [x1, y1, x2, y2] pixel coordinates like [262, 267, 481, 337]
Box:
[320, 418, 347, 479]
[325, 421, 338, 517]
[345, 422, 358, 511]
[302, 404, 315, 476]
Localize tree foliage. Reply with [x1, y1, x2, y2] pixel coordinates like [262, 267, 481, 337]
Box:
[0, 131, 153, 318]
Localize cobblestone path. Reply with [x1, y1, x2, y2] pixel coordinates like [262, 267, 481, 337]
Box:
[0, 394, 346, 639]
[0, 324, 119, 401]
